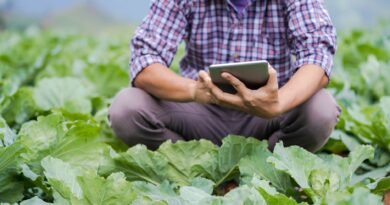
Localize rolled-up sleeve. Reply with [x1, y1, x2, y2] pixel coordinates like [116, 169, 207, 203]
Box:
[286, 0, 337, 79]
[129, 0, 189, 84]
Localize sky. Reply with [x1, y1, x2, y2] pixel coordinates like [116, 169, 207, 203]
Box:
[1, 0, 389, 30]
[1, 0, 149, 23]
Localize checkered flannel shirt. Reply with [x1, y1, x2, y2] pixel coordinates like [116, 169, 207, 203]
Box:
[130, 0, 337, 87]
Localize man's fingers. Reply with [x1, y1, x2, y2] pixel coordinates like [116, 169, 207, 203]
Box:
[221, 72, 249, 96]
[210, 83, 241, 106]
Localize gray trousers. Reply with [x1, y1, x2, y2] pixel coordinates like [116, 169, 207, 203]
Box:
[108, 88, 341, 152]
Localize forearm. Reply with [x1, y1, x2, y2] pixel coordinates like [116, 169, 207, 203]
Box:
[278, 64, 329, 113]
[134, 63, 196, 102]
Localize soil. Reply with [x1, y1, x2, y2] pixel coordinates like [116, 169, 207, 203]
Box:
[385, 191, 390, 205]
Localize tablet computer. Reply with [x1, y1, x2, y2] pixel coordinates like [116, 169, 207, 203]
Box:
[209, 60, 269, 94]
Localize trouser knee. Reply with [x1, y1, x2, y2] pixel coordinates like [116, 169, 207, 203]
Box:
[108, 87, 158, 146]
[276, 90, 341, 152]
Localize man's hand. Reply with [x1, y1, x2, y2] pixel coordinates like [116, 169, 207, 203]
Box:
[189, 70, 216, 104]
[200, 66, 282, 119]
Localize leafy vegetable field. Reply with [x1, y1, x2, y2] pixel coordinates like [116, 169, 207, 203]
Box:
[1, 26, 390, 205]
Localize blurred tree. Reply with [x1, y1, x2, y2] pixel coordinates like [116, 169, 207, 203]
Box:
[0, 0, 13, 30]
[0, 17, 4, 30]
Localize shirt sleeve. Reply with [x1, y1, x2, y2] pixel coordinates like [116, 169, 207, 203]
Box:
[285, 0, 337, 79]
[129, 0, 189, 85]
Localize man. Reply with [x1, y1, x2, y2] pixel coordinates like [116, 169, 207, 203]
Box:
[109, 0, 341, 152]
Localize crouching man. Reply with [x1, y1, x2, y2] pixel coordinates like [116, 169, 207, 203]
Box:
[109, 0, 341, 151]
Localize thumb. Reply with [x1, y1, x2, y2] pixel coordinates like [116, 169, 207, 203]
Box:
[198, 70, 213, 88]
[265, 65, 278, 89]
[198, 70, 211, 83]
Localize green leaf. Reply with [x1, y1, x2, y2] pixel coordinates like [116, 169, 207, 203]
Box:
[180, 185, 267, 205]
[321, 132, 348, 154]
[20, 197, 52, 205]
[18, 114, 65, 159]
[0, 116, 16, 147]
[217, 136, 263, 174]
[352, 163, 390, 184]
[346, 145, 375, 174]
[267, 143, 322, 189]
[190, 177, 215, 195]
[368, 176, 390, 194]
[323, 187, 382, 205]
[157, 140, 217, 185]
[360, 56, 390, 99]
[251, 178, 306, 205]
[100, 145, 170, 185]
[45, 121, 110, 171]
[219, 185, 266, 205]
[18, 113, 111, 175]
[84, 64, 129, 98]
[132, 181, 182, 205]
[340, 99, 390, 151]
[33, 77, 92, 114]
[52, 191, 71, 205]
[178, 186, 210, 205]
[197, 136, 269, 186]
[0, 142, 26, 203]
[42, 157, 136, 205]
[239, 140, 293, 193]
[326, 130, 359, 153]
[267, 143, 374, 203]
[41, 156, 83, 199]
[20, 163, 39, 181]
[74, 172, 136, 205]
[0, 87, 39, 126]
[380, 97, 390, 130]
[318, 145, 375, 189]
[102, 136, 281, 191]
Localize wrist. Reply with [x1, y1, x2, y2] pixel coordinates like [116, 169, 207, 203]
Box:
[277, 89, 289, 114]
[187, 81, 197, 102]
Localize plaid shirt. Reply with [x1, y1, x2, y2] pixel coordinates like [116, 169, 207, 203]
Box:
[130, 0, 337, 87]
